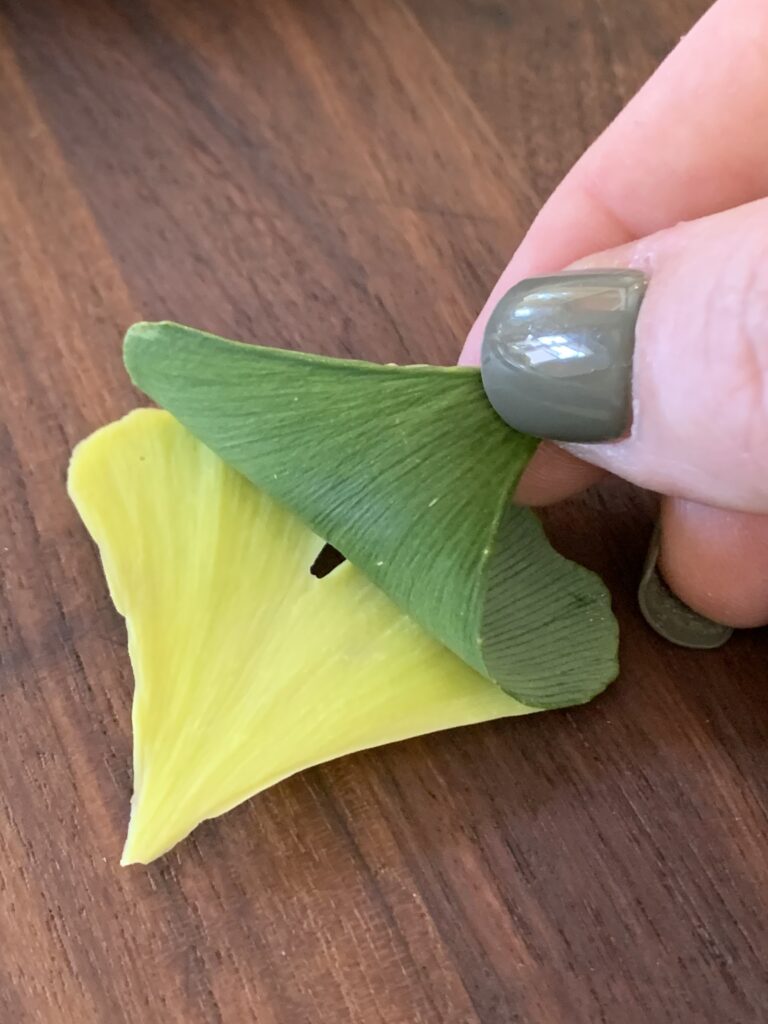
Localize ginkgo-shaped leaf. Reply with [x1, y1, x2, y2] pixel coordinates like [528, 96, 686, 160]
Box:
[68, 409, 533, 865]
[125, 322, 619, 709]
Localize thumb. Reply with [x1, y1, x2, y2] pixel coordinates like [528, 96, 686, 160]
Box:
[481, 196, 768, 515]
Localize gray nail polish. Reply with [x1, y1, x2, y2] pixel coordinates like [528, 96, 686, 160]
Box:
[638, 526, 733, 650]
[481, 270, 647, 442]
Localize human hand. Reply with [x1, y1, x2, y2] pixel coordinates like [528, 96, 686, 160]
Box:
[463, 0, 768, 637]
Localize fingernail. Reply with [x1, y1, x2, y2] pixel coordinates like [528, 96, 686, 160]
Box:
[638, 525, 733, 650]
[481, 269, 646, 442]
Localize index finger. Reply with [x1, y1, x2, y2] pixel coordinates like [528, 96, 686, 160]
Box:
[463, 0, 768, 365]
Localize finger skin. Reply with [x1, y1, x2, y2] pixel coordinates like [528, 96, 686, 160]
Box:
[513, 444, 605, 507]
[563, 200, 768, 513]
[660, 498, 768, 628]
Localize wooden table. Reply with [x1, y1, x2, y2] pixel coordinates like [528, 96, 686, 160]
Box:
[2, 1, 766, 1021]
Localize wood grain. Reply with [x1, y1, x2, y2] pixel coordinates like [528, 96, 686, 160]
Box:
[1, 1, 766, 1021]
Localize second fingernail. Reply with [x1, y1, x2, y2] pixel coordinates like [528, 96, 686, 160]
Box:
[638, 525, 733, 650]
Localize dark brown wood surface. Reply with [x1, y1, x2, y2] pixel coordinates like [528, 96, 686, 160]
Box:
[1, 1, 766, 1021]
